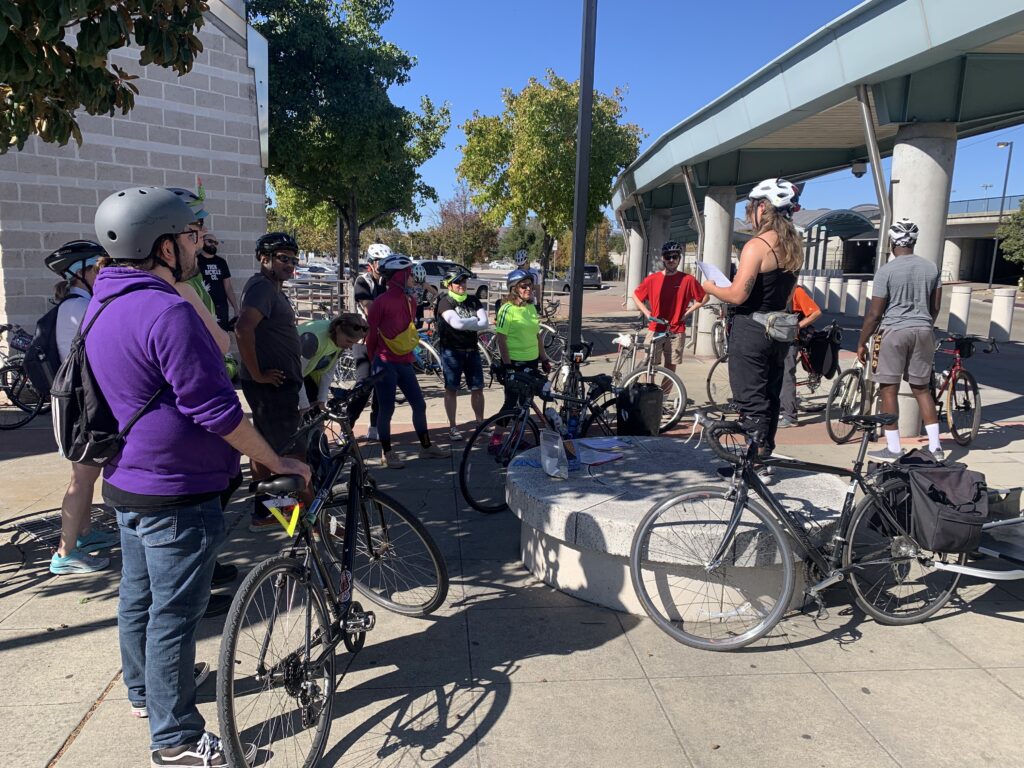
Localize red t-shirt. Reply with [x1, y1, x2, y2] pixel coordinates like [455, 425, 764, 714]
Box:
[634, 271, 706, 333]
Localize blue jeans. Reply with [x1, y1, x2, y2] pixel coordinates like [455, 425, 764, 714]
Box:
[440, 347, 485, 391]
[116, 499, 225, 750]
[371, 359, 427, 443]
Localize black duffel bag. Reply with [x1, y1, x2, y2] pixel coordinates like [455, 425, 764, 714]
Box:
[616, 383, 663, 436]
[907, 464, 989, 553]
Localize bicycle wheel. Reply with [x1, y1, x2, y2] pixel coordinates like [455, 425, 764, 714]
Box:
[711, 321, 727, 360]
[0, 364, 43, 430]
[630, 485, 795, 651]
[946, 369, 981, 446]
[459, 410, 539, 513]
[414, 340, 444, 385]
[705, 356, 735, 413]
[579, 400, 618, 437]
[330, 350, 358, 391]
[540, 323, 566, 365]
[477, 339, 495, 387]
[825, 368, 866, 444]
[621, 365, 686, 432]
[218, 554, 335, 768]
[844, 478, 964, 625]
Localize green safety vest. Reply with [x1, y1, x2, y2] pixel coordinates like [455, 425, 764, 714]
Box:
[299, 319, 340, 384]
[186, 274, 237, 379]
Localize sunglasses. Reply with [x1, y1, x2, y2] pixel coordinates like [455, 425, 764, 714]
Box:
[663, 254, 681, 261]
[205, 240, 219, 247]
[273, 253, 300, 265]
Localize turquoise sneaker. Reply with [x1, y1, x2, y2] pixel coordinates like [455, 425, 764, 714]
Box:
[76, 529, 119, 553]
[50, 550, 109, 575]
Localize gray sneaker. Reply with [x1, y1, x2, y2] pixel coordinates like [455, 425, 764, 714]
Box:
[868, 447, 904, 463]
[151, 731, 256, 767]
[929, 447, 946, 463]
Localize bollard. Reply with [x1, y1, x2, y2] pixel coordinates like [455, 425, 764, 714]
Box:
[827, 277, 844, 313]
[812, 275, 828, 308]
[844, 279, 862, 316]
[948, 285, 972, 336]
[989, 287, 1017, 342]
[799, 273, 813, 293]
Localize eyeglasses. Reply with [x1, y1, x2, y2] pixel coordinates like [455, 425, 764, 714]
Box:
[181, 229, 201, 244]
[274, 253, 299, 266]
[517, 283, 534, 289]
[663, 254, 681, 261]
[205, 240, 219, 247]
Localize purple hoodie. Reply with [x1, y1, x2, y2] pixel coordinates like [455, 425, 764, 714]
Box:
[83, 268, 243, 497]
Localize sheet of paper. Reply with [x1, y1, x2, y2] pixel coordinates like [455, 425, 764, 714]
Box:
[577, 448, 623, 466]
[578, 437, 630, 451]
[696, 261, 731, 287]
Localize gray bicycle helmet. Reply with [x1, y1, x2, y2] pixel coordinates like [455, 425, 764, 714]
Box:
[95, 187, 196, 261]
[167, 187, 209, 221]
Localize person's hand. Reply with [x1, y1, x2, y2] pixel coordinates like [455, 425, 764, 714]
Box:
[255, 368, 286, 386]
[857, 343, 868, 364]
[541, 358, 553, 374]
[269, 456, 311, 485]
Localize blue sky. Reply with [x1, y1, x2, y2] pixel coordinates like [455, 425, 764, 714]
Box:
[382, 0, 1024, 224]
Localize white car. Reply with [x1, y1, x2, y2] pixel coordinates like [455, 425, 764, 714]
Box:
[414, 260, 490, 301]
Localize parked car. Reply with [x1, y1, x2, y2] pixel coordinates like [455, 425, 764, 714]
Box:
[414, 259, 490, 301]
[489, 260, 515, 270]
[561, 264, 603, 292]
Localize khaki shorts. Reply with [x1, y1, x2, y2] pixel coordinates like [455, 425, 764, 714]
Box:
[645, 329, 685, 366]
[873, 327, 935, 386]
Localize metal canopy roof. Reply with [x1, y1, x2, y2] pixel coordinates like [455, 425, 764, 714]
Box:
[795, 208, 877, 239]
[613, 0, 1024, 245]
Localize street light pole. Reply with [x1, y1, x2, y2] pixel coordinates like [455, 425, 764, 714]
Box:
[991, 141, 1014, 289]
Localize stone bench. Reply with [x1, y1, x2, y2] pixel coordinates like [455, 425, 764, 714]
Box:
[505, 436, 849, 614]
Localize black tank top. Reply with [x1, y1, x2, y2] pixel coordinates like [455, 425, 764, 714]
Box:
[735, 237, 797, 315]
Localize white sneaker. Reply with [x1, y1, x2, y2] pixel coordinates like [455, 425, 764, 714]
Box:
[448, 427, 464, 441]
[366, 426, 379, 441]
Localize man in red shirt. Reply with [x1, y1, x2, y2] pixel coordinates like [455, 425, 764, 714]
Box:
[780, 284, 822, 426]
[633, 241, 707, 375]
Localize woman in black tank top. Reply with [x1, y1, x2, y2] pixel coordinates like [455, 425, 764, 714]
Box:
[701, 179, 803, 459]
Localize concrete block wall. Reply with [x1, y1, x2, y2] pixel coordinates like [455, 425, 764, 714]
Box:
[0, 22, 266, 327]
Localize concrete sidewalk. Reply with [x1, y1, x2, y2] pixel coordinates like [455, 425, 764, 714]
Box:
[3, 327, 1024, 767]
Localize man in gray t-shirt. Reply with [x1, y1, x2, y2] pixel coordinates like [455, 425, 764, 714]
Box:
[856, 218, 943, 462]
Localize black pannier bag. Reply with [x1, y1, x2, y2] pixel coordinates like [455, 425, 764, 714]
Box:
[804, 324, 842, 380]
[616, 383, 662, 436]
[907, 464, 989, 553]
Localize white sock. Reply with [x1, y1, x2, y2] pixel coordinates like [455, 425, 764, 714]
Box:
[924, 422, 941, 452]
[885, 429, 901, 453]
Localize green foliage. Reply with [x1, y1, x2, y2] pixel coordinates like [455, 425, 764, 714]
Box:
[997, 200, 1024, 266]
[433, 183, 498, 267]
[497, 219, 545, 263]
[250, 0, 450, 273]
[457, 70, 644, 259]
[267, 176, 337, 255]
[0, 0, 207, 151]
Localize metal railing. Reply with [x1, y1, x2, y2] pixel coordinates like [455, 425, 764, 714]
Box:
[284, 277, 351, 322]
[948, 195, 1023, 215]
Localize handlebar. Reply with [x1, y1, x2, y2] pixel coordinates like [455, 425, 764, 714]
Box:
[692, 409, 754, 466]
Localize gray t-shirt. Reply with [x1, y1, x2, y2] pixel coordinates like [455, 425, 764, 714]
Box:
[875, 254, 939, 330]
[239, 273, 302, 383]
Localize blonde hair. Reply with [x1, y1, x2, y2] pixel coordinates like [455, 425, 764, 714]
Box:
[748, 201, 804, 273]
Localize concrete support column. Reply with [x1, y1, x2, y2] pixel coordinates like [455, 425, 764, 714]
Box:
[948, 285, 972, 335]
[812, 275, 828, 307]
[625, 225, 646, 312]
[647, 210, 671, 272]
[891, 123, 957, 270]
[827, 277, 844, 313]
[844, 279, 863, 317]
[942, 238, 963, 283]
[696, 186, 736, 356]
[990, 288, 1017, 342]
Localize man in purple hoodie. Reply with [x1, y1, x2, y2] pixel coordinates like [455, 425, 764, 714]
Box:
[89, 187, 310, 768]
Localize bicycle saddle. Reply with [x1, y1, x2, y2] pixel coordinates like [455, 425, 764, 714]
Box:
[838, 413, 897, 429]
[250, 475, 306, 495]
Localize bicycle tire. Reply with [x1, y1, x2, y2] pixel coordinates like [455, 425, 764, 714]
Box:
[621, 365, 686, 432]
[320, 473, 448, 616]
[218, 554, 335, 768]
[414, 339, 444, 385]
[825, 368, 867, 444]
[844, 478, 964, 625]
[459, 410, 540, 513]
[946, 369, 981, 446]
[711, 321, 727, 359]
[477, 339, 495, 387]
[0, 364, 43, 430]
[630, 485, 795, 651]
[540, 323, 567, 365]
[579, 400, 618, 437]
[704, 356, 734, 414]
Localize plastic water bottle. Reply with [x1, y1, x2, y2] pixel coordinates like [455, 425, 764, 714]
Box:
[565, 408, 581, 471]
[545, 407, 566, 436]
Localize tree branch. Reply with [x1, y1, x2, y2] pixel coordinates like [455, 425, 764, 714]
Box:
[358, 208, 401, 232]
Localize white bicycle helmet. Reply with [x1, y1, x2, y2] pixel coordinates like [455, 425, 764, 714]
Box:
[411, 263, 427, 283]
[888, 218, 920, 248]
[380, 254, 413, 275]
[748, 178, 800, 212]
[367, 243, 392, 262]
[514, 249, 529, 267]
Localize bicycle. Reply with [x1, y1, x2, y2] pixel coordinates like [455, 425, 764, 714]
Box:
[825, 333, 998, 446]
[629, 410, 966, 651]
[217, 376, 448, 766]
[411, 319, 444, 384]
[705, 303, 731, 359]
[459, 362, 617, 513]
[608, 316, 688, 432]
[0, 324, 47, 430]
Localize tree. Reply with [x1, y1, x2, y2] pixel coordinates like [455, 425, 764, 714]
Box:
[434, 183, 498, 267]
[497, 219, 545, 264]
[0, 0, 206, 151]
[996, 200, 1024, 266]
[553, 216, 614, 275]
[457, 70, 643, 282]
[267, 176, 337, 256]
[249, 0, 450, 283]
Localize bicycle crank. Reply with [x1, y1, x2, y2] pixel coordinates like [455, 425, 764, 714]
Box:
[343, 601, 374, 653]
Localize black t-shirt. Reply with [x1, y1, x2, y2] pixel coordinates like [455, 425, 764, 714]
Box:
[197, 254, 231, 312]
[436, 293, 484, 352]
[239, 273, 302, 384]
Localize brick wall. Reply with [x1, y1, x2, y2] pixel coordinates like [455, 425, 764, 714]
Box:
[0, 21, 266, 327]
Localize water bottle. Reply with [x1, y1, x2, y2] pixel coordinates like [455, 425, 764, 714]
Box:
[565, 408, 581, 472]
[545, 407, 566, 436]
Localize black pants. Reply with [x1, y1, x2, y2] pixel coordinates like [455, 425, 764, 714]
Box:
[728, 315, 787, 453]
[499, 359, 539, 415]
[779, 343, 799, 420]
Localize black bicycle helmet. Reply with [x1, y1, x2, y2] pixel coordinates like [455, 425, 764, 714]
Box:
[45, 240, 107, 279]
[441, 270, 468, 289]
[661, 241, 683, 255]
[256, 232, 299, 257]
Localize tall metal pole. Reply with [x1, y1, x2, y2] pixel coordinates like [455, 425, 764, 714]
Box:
[990, 141, 1013, 289]
[567, 0, 598, 351]
[856, 84, 891, 272]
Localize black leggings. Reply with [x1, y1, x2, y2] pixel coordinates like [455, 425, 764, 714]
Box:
[728, 315, 787, 453]
[499, 359, 539, 415]
[346, 343, 378, 427]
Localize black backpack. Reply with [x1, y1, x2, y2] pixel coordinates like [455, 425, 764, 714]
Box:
[22, 299, 67, 397]
[50, 286, 167, 467]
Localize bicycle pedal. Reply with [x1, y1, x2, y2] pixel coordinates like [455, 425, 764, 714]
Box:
[345, 610, 376, 633]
